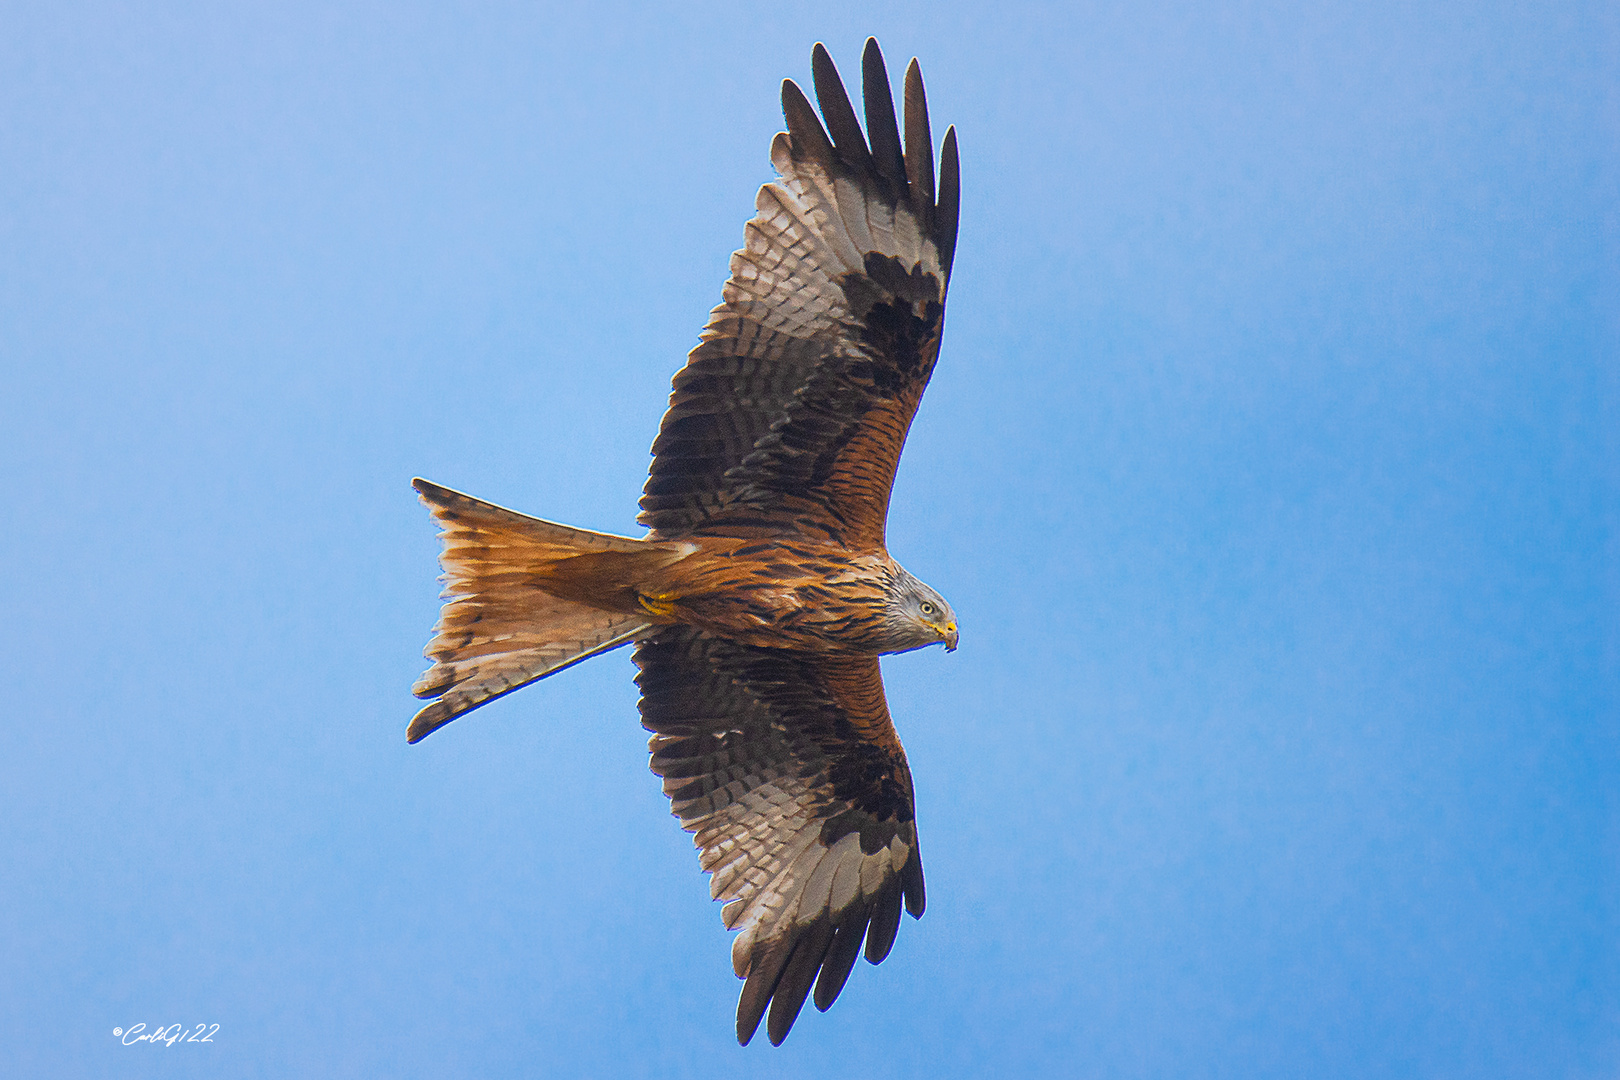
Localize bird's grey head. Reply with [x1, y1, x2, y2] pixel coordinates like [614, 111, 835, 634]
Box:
[881, 566, 959, 654]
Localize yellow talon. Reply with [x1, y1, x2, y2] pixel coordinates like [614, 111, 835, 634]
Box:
[637, 592, 680, 618]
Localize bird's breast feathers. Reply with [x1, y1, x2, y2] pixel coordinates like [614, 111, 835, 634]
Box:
[636, 539, 897, 652]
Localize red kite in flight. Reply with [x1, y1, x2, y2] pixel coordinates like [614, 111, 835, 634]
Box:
[410, 38, 960, 1046]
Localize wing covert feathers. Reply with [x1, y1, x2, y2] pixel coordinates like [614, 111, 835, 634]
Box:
[636, 628, 925, 1045]
[640, 38, 960, 548]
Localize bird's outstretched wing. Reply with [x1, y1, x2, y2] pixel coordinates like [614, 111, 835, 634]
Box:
[640, 39, 960, 551]
[635, 627, 925, 1045]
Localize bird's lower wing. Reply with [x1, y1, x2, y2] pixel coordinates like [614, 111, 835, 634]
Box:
[634, 627, 925, 1046]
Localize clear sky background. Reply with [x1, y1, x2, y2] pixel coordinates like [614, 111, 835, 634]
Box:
[3, 2, 1615, 1077]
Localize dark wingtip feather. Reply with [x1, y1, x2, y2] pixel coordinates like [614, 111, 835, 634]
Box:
[767, 920, 835, 1045]
[864, 883, 904, 964]
[860, 39, 907, 191]
[412, 476, 455, 508]
[781, 78, 835, 167]
[813, 906, 870, 1011]
[902, 58, 935, 217]
[811, 42, 872, 172]
[903, 847, 926, 917]
[736, 939, 792, 1046]
[936, 125, 961, 280]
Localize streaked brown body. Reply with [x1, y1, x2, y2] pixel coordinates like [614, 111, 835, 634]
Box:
[556, 537, 901, 654]
[409, 39, 962, 1047]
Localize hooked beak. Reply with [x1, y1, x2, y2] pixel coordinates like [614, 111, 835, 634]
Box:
[942, 622, 959, 652]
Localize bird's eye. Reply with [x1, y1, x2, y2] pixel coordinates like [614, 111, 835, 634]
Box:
[920, 601, 936, 616]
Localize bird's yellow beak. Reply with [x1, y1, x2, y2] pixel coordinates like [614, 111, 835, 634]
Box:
[942, 623, 958, 652]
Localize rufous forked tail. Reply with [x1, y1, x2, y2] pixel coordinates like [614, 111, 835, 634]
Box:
[408, 478, 695, 743]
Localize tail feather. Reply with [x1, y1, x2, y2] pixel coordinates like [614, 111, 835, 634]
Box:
[408, 479, 693, 743]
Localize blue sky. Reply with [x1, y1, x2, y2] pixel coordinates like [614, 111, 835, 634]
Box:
[2, 2, 1615, 1077]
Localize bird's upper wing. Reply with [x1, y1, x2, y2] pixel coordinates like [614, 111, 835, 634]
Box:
[639, 39, 960, 551]
[635, 627, 925, 1046]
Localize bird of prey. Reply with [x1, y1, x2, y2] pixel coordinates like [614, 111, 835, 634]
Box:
[409, 38, 960, 1046]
